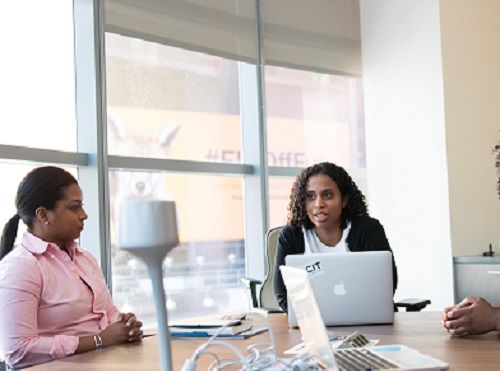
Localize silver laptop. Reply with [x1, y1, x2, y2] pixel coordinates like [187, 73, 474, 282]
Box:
[285, 251, 394, 327]
[279, 265, 449, 370]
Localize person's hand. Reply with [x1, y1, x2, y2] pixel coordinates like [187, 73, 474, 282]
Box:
[118, 312, 143, 342]
[119, 312, 143, 329]
[441, 296, 500, 336]
[441, 300, 469, 324]
[100, 312, 143, 347]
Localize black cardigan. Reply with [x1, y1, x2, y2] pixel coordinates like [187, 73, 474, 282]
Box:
[273, 216, 398, 313]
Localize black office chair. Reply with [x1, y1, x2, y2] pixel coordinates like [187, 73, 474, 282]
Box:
[242, 225, 431, 313]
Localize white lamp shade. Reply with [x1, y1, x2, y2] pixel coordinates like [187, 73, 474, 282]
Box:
[118, 200, 179, 250]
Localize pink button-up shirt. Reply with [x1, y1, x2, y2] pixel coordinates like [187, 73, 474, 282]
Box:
[0, 232, 121, 369]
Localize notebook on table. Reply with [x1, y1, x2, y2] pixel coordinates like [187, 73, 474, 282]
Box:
[279, 265, 449, 370]
[285, 251, 394, 327]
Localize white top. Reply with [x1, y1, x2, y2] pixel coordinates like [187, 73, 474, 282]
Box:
[302, 221, 352, 254]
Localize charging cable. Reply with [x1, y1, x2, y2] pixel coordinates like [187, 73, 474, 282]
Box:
[180, 312, 327, 370]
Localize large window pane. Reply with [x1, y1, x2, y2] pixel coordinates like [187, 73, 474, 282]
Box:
[105, 31, 249, 326]
[265, 67, 367, 220]
[268, 177, 295, 228]
[0, 1, 76, 150]
[105, 34, 241, 163]
[110, 171, 246, 326]
[265, 66, 366, 169]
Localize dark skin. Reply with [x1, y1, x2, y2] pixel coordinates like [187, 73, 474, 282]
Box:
[31, 183, 143, 352]
[442, 296, 500, 336]
[305, 174, 348, 247]
[75, 313, 143, 353]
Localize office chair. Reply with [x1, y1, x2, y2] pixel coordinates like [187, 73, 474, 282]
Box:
[241, 226, 284, 313]
[241, 225, 431, 313]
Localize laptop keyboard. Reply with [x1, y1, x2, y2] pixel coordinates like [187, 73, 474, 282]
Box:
[334, 348, 401, 370]
[339, 331, 370, 348]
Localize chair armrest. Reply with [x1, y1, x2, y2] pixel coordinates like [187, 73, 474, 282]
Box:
[252, 307, 284, 314]
[240, 277, 262, 308]
[395, 298, 431, 312]
[261, 307, 284, 313]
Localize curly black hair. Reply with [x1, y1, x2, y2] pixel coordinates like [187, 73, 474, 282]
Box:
[287, 162, 369, 229]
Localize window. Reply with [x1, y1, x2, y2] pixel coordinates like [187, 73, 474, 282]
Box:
[110, 171, 246, 324]
[266, 67, 366, 170]
[0, 1, 78, 245]
[0, 0, 366, 331]
[262, 0, 366, 223]
[103, 0, 365, 326]
[105, 34, 250, 324]
[106, 34, 242, 163]
[265, 68, 367, 226]
[0, 1, 76, 150]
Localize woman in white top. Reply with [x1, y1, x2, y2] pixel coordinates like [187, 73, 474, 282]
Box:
[273, 162, 398, 313]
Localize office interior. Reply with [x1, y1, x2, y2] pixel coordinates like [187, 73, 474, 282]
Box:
[0, 0, 499, 331]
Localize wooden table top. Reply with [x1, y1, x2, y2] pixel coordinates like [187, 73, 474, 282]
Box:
[30, 311, 500, 370]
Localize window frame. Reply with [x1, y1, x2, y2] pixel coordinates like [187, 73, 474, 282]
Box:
[0, 0, 356, 290]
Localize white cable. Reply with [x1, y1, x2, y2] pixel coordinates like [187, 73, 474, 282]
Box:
[204, 340, 251, 369]
[246, 343, 278, 369]
[248, 312, 278, 356]
[207, 358, 246, 370]
[181, 319, 239, 371]
[181, 312, 321, 370]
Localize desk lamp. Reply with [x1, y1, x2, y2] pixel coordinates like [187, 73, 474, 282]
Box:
[118, 200, 178, 371]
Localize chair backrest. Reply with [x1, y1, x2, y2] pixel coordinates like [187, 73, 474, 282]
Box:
[259, 225, 283, 310]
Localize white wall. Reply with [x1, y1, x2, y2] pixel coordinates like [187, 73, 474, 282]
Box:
[440, 0, 500, 257]
[359, 0, 454, 309]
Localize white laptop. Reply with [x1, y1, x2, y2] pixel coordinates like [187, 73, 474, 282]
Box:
[279, 265, 449, 370]
[285, 251, 394, 327]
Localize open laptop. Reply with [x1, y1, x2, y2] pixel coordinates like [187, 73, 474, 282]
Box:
[285, 251, 394, 327]
[279, 265, 449, 370]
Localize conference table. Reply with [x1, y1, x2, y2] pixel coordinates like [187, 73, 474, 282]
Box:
[30, 311, 500, 370]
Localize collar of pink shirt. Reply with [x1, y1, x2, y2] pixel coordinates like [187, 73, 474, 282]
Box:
[23, 231, 80, 258]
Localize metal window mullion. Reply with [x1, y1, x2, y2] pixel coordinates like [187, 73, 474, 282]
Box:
[0, 145, 88, 166]
[239, 0, 270, 282]
[73, 0, 111, 282]
[108, 156, 254, 175]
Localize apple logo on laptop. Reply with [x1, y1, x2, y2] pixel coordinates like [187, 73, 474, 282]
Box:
[333, 281, 346, 296]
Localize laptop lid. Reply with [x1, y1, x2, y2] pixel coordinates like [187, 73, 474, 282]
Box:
[285, 251, 394, 327]
[279, 265, 337, 369]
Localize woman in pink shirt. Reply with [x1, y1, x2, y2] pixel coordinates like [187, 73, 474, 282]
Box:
[0, 166, 143, 369]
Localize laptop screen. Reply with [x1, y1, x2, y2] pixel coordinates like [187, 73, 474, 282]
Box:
[279, 265, 337, 369]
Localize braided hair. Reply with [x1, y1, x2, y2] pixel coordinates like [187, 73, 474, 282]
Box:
[287, 162, 368, 230]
